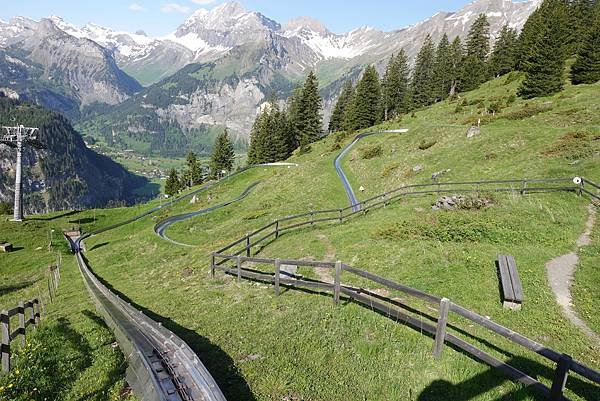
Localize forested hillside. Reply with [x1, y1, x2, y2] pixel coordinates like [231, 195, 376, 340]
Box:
[0, 96, 150, 213]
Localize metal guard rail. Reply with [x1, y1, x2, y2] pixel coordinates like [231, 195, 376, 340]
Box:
[70, 236, 226, 401]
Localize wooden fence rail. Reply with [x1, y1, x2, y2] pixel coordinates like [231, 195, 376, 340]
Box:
[1, 299, 41, 372]
[210, 176, 600, 401]
[210, 255, 599, 400]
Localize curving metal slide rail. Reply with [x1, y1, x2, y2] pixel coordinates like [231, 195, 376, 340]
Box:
[67, 236, 226, 401]
[155, 182, 261, 246]
[334, 129, 408, 212]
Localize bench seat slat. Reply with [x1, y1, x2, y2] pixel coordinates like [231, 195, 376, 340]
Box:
[506, 255, 524, 302]
[498, 255, 516, 302]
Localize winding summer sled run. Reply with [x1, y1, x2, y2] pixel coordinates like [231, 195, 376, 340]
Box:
[334, 129, 409, 212]
[152, 129, 409, 243]
[64, 163, 295, 401]
[154, 181, 262, 246]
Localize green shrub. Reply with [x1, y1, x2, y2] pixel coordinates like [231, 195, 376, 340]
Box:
[418, 140, 437, 150]
[360, 144, 383, 160]
[502, 104, 552, 120]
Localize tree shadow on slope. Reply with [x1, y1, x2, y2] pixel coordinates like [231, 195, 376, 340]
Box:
[91, 271, 257, 401]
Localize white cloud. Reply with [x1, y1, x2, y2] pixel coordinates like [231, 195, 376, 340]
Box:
[129, 3, 145, 11]
[191, 0, 216, 4]
[161, 3, 191, 13]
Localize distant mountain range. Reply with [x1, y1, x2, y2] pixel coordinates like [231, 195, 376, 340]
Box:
[0, 0, 542, 156]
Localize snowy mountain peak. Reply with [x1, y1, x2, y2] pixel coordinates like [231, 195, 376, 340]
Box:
[283, 17, 330, 35]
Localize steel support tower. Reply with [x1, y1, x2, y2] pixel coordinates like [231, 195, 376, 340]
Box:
[1, 125, 44, 221]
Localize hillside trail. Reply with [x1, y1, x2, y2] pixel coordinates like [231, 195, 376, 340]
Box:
[546, 204, 600, 344]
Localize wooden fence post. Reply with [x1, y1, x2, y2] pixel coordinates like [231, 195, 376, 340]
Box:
[34, 299, 41, 324]
[18, 301, 25, 346]
[275, 221, 279, 239]
[333, 261, 342, 305]
[236, 255, 242, 283]
[1, 311, 9, 372]
[339, 209, 343, 223]
[521, 179, 527, 195]
[245, 234, 250, 257]
[29, 301, 36, 331]
[47, 275, 54, 303]
[310, 211, 314, 226]
[432, 298, 450, 359]
[274, 258, 281, 296]
[549, 354, 572, 401]
[210, 254, 215, 277]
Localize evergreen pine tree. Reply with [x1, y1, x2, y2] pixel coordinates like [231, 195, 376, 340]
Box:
[461, 14, 491, 91]
[382, 49, 410, 119]
[210, 128, 235, 178]
[329, 80, 355, 132]
[449, 36, 464, 95]
[411, 35, 437, 108]
[489, 25, 518, 77]
[571, 4, 600, 84]
[183, 151, 202, 187]
[298, 71, 323, 146]
[518, 0, 570, 99]
[165, 168, 180, 197]
[247, 110, 267, 164]
[346, 65, 382, 130]
[433, 34, 453, 101]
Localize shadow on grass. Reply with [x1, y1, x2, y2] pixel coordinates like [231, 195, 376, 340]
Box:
[417, 357, 545, 401]
[28, 210, 80, 221]
[84, 259, 257, 401]
[0, 278, 41, 296]
[89, 242, 110, 252]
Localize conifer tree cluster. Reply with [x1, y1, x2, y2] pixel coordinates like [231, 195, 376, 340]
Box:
[517, 0, 600, 97]
[248, 71, 323, 164]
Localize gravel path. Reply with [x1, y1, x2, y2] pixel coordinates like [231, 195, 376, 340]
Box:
[546, 204, 599, 344]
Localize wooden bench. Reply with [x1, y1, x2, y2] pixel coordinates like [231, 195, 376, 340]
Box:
[497, 254, 524, 310]
[0, 243, 12, 252]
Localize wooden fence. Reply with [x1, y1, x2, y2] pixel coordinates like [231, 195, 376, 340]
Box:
[211, 176, 600, 401]
[1, 299, 41, 372]
[0, 255, 61, 373]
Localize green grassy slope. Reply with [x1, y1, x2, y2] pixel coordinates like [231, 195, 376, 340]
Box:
[2, 72, 599, 400]
[0, 210, 140, 400]
[77, 74, 600, 400]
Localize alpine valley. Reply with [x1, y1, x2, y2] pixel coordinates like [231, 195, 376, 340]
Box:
[1, 0, 542, 157]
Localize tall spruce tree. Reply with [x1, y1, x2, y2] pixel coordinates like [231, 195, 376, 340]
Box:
[247, 109, 268, 164]
[329, 80, 355, 132]
[571, 4, 600, 84]
[165, 168, 181, 197]
[518, 0, 570, 99]
[298, 71, 323, 146]
[183, 151, 202, 187]
[382, 49, 410, 119]
[346, 65, 382, 130]
[433, 34, 453, 101]
[449, 36, 464, 95]
[411, 35, 437, 108]
[210, 128, 235, 178]
[461, 14, 491, 91]
[489, 25, 518, 77]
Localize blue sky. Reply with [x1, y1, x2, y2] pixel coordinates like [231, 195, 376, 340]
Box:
[1, 0, 472, 36]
